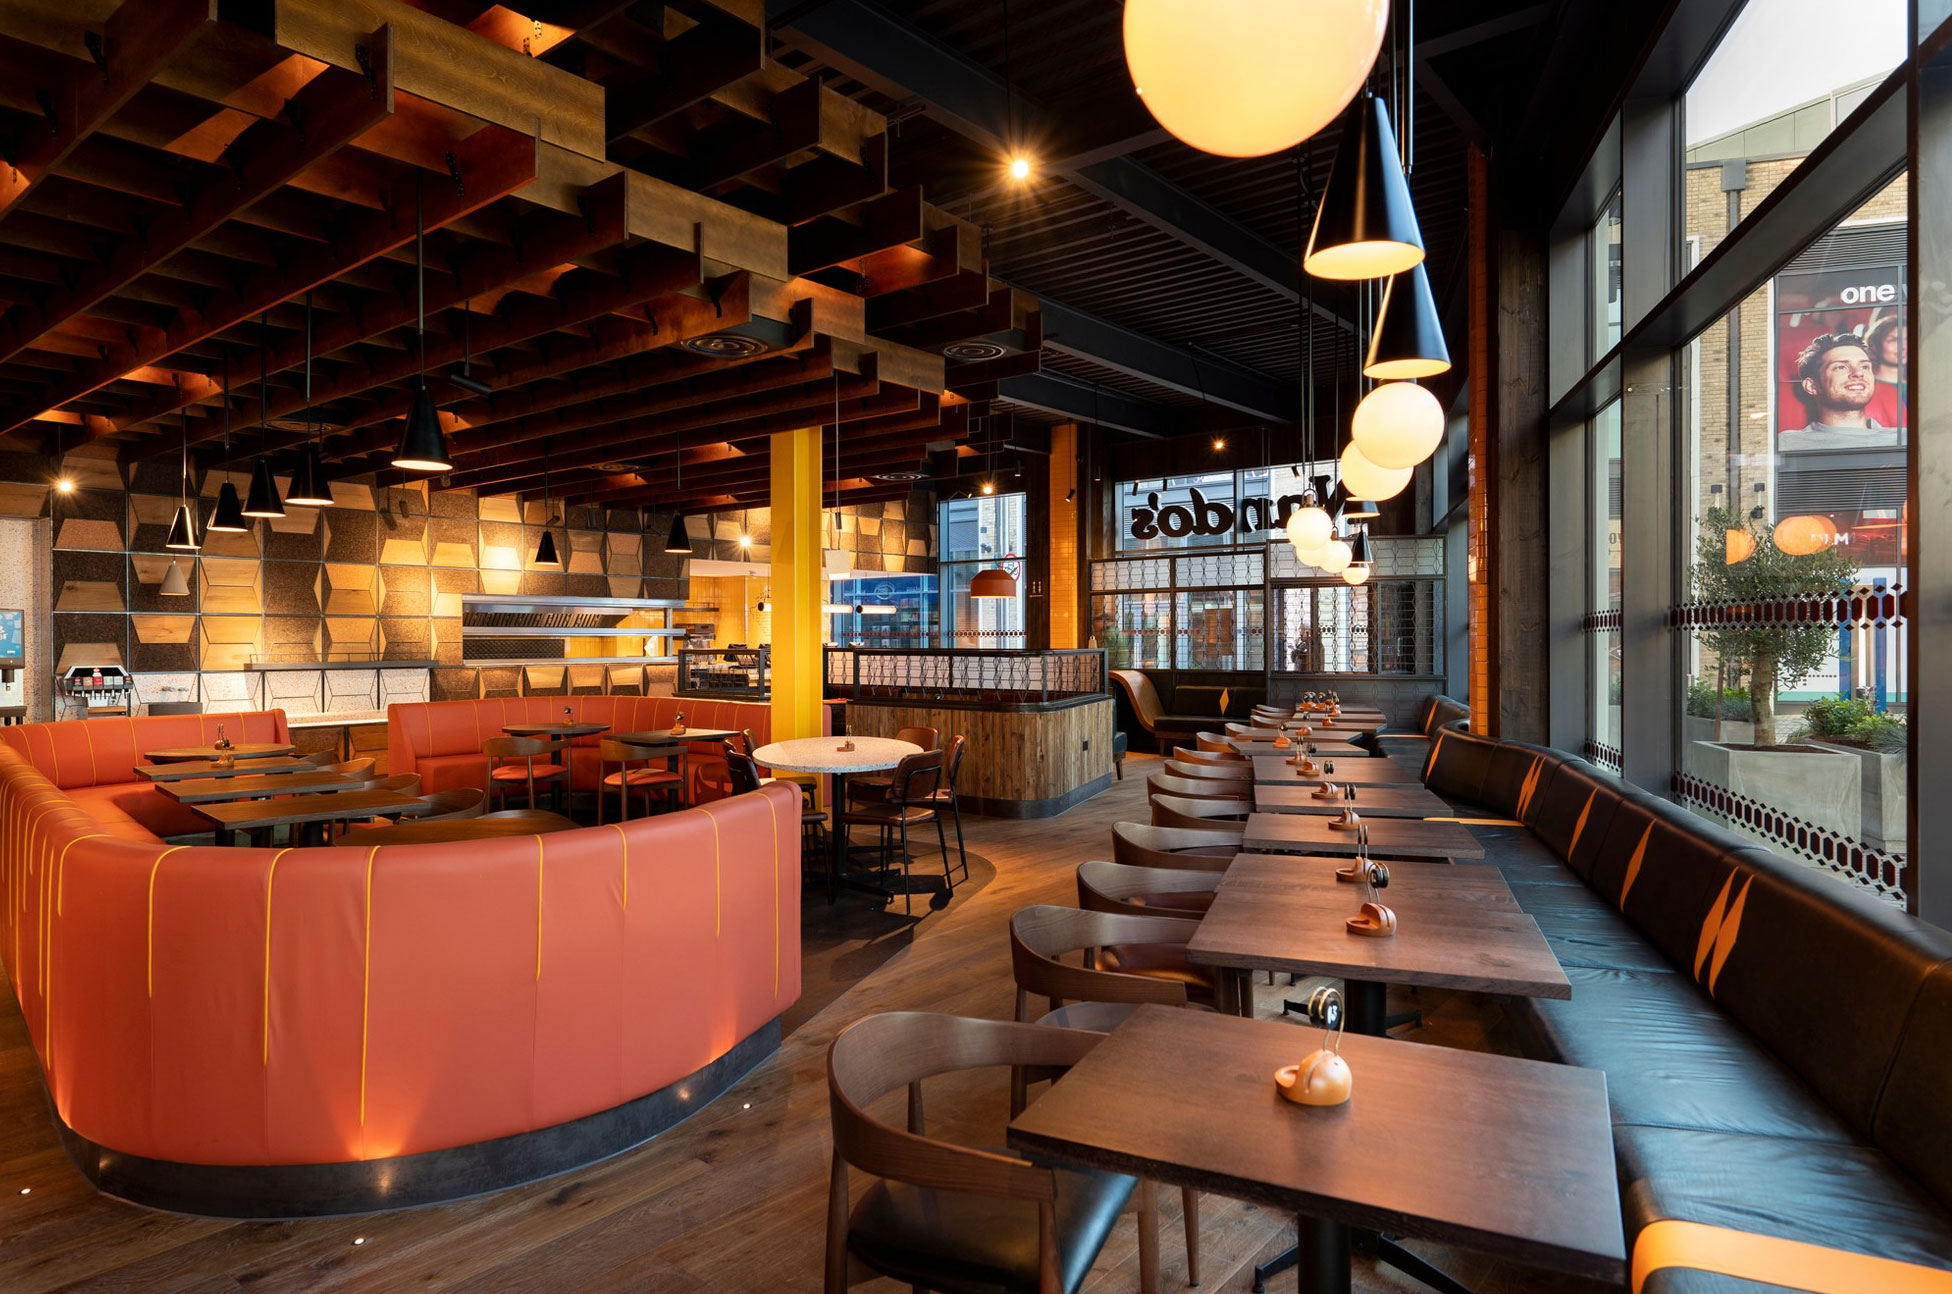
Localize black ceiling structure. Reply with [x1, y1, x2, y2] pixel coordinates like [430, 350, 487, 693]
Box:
[766, 0, 1663, 450]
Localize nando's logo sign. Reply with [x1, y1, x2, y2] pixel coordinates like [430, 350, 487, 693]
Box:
[1128, 488, 1315, 541]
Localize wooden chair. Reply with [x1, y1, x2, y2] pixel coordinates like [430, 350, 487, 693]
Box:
[1110, 822, 1242, 870]
[725, 749, 828, 854]
[825, 1010, 1155, 1294]
[1175, 746, 1247, 767]
[1162, 757, 1252, 781]
[402, 788, 486, 822]
[1193, 732, 1241, 757]
[1008, 904, 1215, 1020]
[334, 773, 421, 838]
[483, 736, 567, 812]
[313, 756, 378, 788]
[1076, 860, 1219, 917]
[847, 725, 941, 801]
[596, 737, 685, 822]
[1149, 794, 1248, 830]
[1023, 1001, 1204, 1288]
[913, 733, 969, 887]
[1145, 772, 1249, 803]
[838, 750, 948, 915]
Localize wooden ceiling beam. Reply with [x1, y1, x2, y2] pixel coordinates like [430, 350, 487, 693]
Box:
[575, 417, 954, 504]
[120, 171, 638, 451]
[0, 0, 219, 228]
[780, 130, 886, 225]
[444, 378, 910, 492]
[787, 186, 921, 277]
[604, 5, 763, 143]
[0, 37, 396, 370]
[13, 121, 538, 443]
[310, 276, 761, 460]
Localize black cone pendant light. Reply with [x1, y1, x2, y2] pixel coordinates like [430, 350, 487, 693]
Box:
[1304, 95, 1424, 281]
[533, 440, 561, 567]
[167, 411, 200, 551]
[242, 330, 285, 518]
[209, 351, 248, 532]
[394, 175, 454, 473]
[1364, 260, 1450, 379]
[664, 432, 692, 554]
[285, 293, 335, 507]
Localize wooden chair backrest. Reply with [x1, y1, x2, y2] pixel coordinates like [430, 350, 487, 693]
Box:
[599, 737, 678, 764]
[827, 1011, 1089, 1199]
[414, 788, 486, 821]
[895, 725, 939, 752]
[319, 756, 379, 788]
[1146, 772, 1249, 802]
[941, 733, 967, 786]
[1163, 757, 1251, 781]
[1176, 746, 1243, 765]
[1111, 821, 1243, 869]
[1076, 860, 1221, 915]
[1194, 732, 1241, 756]
[891, 748, 945, 802]
[723, 749, 764, 795]
[374, 773, 421, 796]
[1150, 794, 1248, 829]
[483, 735, 553, 760]
[1008, 904, 1197, 1018]
[1110, 669, 1166, 731]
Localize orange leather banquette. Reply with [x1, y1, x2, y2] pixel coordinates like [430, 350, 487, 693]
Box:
[0, 710, 291, 840]
[387, 695, 801, 802]
[0, 716, 801, 1212]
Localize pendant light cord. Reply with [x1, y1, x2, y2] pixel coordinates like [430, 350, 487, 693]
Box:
[415, 172, 426, 384]
[258, 314, 269, 456]
[303, 290, 313, 449]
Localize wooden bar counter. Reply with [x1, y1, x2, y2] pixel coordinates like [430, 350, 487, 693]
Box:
[833, 647, 1113, 818]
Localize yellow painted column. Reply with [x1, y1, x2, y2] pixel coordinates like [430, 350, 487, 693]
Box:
[1048, 423, 1080, 648]
[770, 425, 825, 744]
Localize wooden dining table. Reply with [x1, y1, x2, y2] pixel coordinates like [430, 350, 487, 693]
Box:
[1250, 754, 1422, 785]
[1007, 1005, 1625, 1294]
[1229, 737, 1368, 758]
[612, 727, 739, 747]
[350, 811, 582, 844]
[1254, 781, 1452, 818]
[1188, 852, 1570, 1025]
[502, 721, 609, 739]
[194, 788, 426, 846]
[158, 770, 367, 804]
[134, 756, 318, 782]
[1241, 811, 1486, 860]
[142, 742, 297, 763]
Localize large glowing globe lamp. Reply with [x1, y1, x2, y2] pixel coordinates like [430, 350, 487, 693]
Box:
[1339, 442, 1413, 502]
[1123, 0, 1387, 158]
[1351, 381, 1445, 470]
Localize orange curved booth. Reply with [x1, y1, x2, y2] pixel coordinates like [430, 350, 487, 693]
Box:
[0, 712, 801, 1216]
[386, 694, 804, 803]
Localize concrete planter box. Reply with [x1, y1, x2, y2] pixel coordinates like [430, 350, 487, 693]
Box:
[1810, 741, 1907, 855]
[1683, 716, 1755, 747]
[1688, 741, 1862, 846]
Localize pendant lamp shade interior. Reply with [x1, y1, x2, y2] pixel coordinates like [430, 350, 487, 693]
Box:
[1304, 95, 1425, 281]
[969, 565, 1018, 598]
[209, 479, 248, 532]
[165, 503, 199, 551]
[1352, 380, 1446, 469]
[243, 458, 285, 518]
[664, 513, 693, 555]
[1364, 262, 1452, 379]
[1341, 494, 1382, 521]
[1339, 442, 1413, 501]
[159, 558, 191, 597]
[533, 526, 560, 567]
[1122, 0, 1386, 157]
[393, 382, 452, 472]
[285, 444, 333, 507]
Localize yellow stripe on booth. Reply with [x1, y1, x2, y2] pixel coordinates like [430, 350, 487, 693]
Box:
[1633, 1219, 1952, 1294]
[1568, 789, 1597, 858]
[695, 804, 723, 936]
[360, 845, 381, 1126]
[1618, 825, 1652, 905]
[262, 848, 292, 1065]
[146, 846, 190, 996]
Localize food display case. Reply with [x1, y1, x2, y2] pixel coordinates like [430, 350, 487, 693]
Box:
[676, 647, 769, 700]
[61, 663, 132, 717]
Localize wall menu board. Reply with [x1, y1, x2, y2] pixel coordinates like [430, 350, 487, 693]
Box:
[0, 608, 21, 668]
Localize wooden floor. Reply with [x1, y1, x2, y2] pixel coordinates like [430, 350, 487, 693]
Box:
[0, 755, 1623, 1293]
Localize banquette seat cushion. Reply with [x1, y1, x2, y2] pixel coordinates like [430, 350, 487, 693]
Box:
[0, 710, 292, 839]
[1414, 700, 1952, 1288]
[387, 695, 787, 802]
[0, 721, 802, 1188]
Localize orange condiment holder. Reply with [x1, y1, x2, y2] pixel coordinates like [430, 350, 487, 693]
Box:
[1276, 986, 1351, 1107]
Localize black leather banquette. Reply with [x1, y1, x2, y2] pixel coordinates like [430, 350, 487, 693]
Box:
[1416, 705, 1952, 1291]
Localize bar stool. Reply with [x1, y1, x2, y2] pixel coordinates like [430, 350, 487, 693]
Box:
[597, 737, 685, 822]
[483, 735, 567, 812]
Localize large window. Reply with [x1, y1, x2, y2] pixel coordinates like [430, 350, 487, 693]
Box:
[1675, 183, 1909, 903]
[1592, 186, 1623, 357]
[1586, 401, 1623, 769]
[937, 494, 1026, 648]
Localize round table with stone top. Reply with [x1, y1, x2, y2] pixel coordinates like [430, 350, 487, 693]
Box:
[753, 736, 921, 901]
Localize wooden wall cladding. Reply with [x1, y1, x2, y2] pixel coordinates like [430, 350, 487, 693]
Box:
[848, 697, 1114, 817]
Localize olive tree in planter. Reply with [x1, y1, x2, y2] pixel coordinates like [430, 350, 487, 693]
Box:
[1690, 505, 1858, 746]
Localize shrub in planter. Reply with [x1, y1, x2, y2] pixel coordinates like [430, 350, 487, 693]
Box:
[1685, 678, 1754, 722]
[1790, 696, 1908, 754]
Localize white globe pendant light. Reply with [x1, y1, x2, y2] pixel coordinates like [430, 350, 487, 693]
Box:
[1284, 502, 1333, 552]
[1317, 538, 1354, 574]
[1773, 514, 1838, 556]
[1351, 380, 1445, 469]
[1342, 562, 1373, 586]
[1339, 442, 1413, 501]
[1123, 0, 1388, 158]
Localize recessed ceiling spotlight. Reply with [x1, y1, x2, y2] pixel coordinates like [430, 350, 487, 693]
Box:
[681, 333, 770, 358]
[943, 340, 1009, 361]
[872, 469, 928, 482]
[1008, 155, 1032, 181]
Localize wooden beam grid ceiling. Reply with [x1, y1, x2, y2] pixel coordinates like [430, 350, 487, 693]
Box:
[0, 0, 1035, 492]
